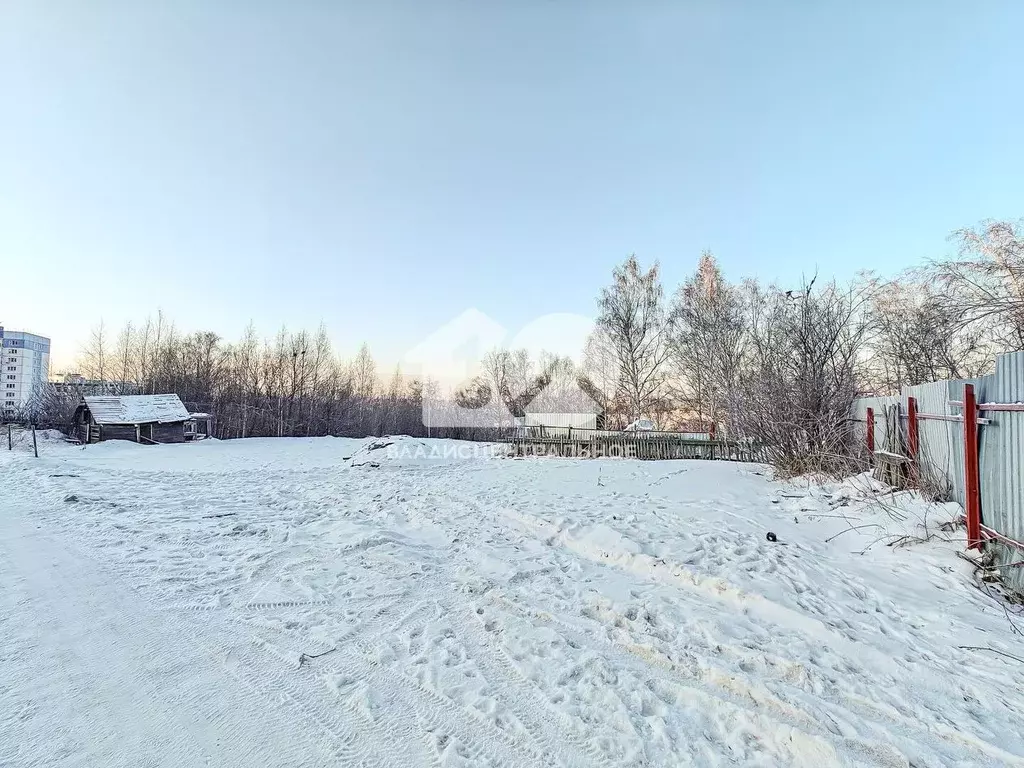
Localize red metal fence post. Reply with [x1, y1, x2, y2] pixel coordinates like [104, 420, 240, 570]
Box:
[865, 407, 875, 459]
[963, 384, 982, 550]
[906, 396, 919, 486]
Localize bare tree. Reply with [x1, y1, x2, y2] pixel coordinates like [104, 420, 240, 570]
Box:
[865, 278, 987, 393]
[481, 347, 550, 423]
[481, 348, 515, 425]
[933, 219, 1024, 351]
[734, 277, 871, 475]
[115, 322, 133, 387]
[352, 343, 377, 399]
[596, 255, 669, 422]
[453, 376, 492, 410]
[580, 329, 622, 427]
[667, 252, 746, 434]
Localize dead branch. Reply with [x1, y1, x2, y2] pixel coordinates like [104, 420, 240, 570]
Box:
[298, 647, 338, 667]
[956, 646, 1024, 664]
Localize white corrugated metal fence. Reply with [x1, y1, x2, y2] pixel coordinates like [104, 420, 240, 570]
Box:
[852, 351, 1024, 590]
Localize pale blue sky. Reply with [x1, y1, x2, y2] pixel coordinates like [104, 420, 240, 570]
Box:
[3, 2, 1023, 369]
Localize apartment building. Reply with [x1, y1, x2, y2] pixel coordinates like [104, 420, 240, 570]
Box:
[1, 326, 51, 418]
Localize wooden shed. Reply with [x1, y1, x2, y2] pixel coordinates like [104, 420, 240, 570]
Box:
[73, 394, 191, 444]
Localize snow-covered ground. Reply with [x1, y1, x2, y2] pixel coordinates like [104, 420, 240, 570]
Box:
[3, 434, 1023, 767]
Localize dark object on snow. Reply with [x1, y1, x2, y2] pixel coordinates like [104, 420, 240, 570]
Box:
[298, 647, 338, 667]
[766, 532, 778, 542]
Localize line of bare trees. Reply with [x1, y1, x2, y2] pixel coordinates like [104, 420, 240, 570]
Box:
[21, 217, 1024, 473]
[589, 218, 1024, 473]
[30, 314, 440, 440]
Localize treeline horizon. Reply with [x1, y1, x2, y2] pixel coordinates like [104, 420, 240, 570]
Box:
[20, 216, 1024, 472]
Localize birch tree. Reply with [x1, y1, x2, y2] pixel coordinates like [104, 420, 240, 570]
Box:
[667, 252, 745, 433]
[596, 255, 669, 422]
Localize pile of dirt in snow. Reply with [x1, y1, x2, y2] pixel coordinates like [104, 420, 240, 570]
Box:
[348, 437, 396, 467]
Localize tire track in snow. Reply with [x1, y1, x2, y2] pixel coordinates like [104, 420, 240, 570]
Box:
[486, 581, 1024, 767]
[353, 636, 541, 768]
[0, 517, 345, 768]
[367, 483, 614, 765]
[237, 605, 541, 767]
[17, 445, 1024, 766]
[12, 471, 416, 766]
[505, 506, 912, 676]
[362, 480, 867, 765]
[67, 532, 430, 766]
[483, 589, 854, 763]
[457, 604, 611, 768]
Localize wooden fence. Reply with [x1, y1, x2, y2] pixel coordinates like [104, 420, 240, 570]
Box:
[507, 427, 768, 462]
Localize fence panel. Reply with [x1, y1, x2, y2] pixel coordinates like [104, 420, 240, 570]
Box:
[904, 380, 962, 504]
[979, 352, 1024, 589]
[853, 355, 1024, 590]
[851, 395, 897, 455]
[853, 378, 992, 508]
[507, 427, 765, 463]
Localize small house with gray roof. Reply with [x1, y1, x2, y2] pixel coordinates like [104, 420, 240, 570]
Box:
[72, 394, 191, 444]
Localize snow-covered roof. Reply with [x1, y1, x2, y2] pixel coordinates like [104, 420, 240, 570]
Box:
[84, 394, 190, 425]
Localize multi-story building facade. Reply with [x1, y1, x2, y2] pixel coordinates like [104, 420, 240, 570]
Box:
[51, 372, 140, 397]
[0, 327, 51, 419]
